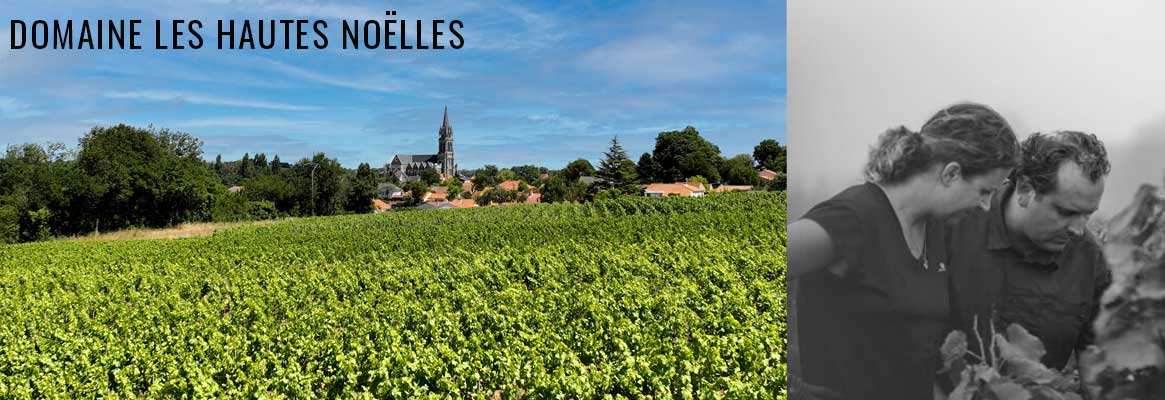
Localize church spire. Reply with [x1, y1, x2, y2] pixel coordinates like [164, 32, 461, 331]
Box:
[442, 105, 450, 128]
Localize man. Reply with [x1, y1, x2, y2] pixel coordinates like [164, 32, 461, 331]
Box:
[946, 130, 1112, 371]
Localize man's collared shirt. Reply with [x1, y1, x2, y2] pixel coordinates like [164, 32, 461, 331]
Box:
[945, 183, 1111, 369]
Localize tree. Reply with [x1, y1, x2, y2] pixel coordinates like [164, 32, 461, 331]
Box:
[345, 162, 377, 213]
[77, 124, 163, 231]
[652, 126, 722, 182]
[477, 187, 523, 206]
[597, 136, 639, 194]
[540, 174, 586, 203]
[291, 153, 344, 216]
[244, 174, 296, 213]
[254, 153, 268, 170]
[155, 152, 218, 226]
[563, 159, 595, 182]
[0, 142, 85, 240]
[472, 165, 499, 188]
[636, 152, 658, 183]
[419, 167, 442, 186]
[403, 180, 428, 205]
[153, 129, 218, 226]
[214, 154, 223, 174]
[445, 177, 464, 199]
[497, 169, 518, 183]
[511, 165, 542, 184]
[76, 125, 218, 230]
[720, 154, 761, 186]
[270, 154, 282, 173]
[754, 139, 785, 173]
[0, 204, 18, 244]
[769, 174, 787, 192]
[240, 153, 252, 179]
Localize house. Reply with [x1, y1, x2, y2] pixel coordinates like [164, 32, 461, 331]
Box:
[715, 185, 754, 193]
[228, 185, 245, 193]
[461, 180, 475, 193]
[579, 176, 606, 186]
[377, 183, 403, 199]
[759, 169, 779, 183]
[538, 172, 550, 181]
[525, 193, 542, 204]
[496, 180, 523, 192]
[644, 183, 707, 198]
[449, 198, 478, 209]
[372, 198, 392, 213]
[423, 191, 449, 202]
[417, 202, 455, 210]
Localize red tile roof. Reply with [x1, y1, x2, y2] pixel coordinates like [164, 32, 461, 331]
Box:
[716, 185, 753, 193]
[424, 192, 448, 202]
[496, 180, 522, 191]
[759, 169, 779, 182]
[372, 198, 392, 211]
[449, 199, 478, 208]
[525, 193, 542, 204]
[644, 183, 706, 197]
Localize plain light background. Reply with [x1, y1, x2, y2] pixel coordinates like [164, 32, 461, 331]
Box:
[788, 0, 1165, 220]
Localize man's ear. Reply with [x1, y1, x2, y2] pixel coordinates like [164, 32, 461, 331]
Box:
[939, 162, 962, 186]
[1014, 177, 1035, 207]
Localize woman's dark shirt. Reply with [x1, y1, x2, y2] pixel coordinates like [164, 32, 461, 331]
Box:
[792, 182, 951, 400]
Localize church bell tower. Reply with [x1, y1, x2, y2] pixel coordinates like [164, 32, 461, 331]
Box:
[438, 106, 455, 176]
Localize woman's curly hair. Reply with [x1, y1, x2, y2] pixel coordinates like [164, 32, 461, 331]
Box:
[865, 102, 1021, 184]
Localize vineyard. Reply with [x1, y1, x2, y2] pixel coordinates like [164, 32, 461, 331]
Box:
[0, 192, 787, 398]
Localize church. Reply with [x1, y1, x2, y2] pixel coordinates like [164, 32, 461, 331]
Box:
[386, 106, 458, 182]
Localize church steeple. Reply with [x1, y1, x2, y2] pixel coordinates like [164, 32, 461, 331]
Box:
[441, 105, 451, 130]
[438, 106, 455, 177]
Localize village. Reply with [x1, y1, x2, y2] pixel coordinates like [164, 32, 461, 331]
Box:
[223, 106, 784, 213]
[356, 166, 781, 212]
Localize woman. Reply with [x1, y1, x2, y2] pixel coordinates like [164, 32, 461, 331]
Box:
[787, 103, 1020, 400]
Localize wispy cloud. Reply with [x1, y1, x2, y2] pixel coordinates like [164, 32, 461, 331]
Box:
[0, 28, 9, 61]
[264, 58, 416, 94]
[105, 90, 320, 111]
[526, 114, 594, 131]
[0, 97, 46, 119]
[174, 117, 328, 129]
[207, 0, 380, 20]
[581, 33, 771, 83]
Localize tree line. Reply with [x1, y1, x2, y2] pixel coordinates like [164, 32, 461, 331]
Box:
[0, 124, 784, 244]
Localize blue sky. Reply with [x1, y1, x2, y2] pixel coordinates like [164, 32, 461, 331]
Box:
[0, 0, 785, 169]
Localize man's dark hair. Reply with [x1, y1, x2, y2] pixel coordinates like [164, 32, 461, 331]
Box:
[1013, 131, 1110, 195]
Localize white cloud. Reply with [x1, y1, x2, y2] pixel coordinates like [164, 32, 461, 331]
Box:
[0, 28, 9, 60]
[104, 90, 319, 111]
[174, 117, 326, 129]
[263, 58, 415, 94]
[526, 114, 593, 130]
[581, 33, 771, 84]
[0, 97, 46, 119]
